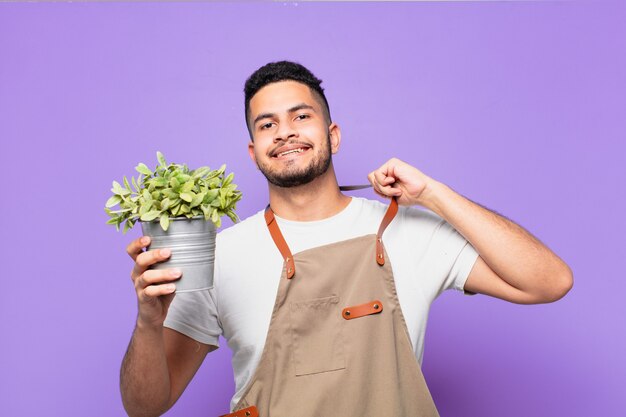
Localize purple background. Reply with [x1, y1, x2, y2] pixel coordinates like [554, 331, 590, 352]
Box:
[1, 2, 624, 416]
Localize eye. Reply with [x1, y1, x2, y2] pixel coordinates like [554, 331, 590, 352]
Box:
[259, 122, 274, 130]
[295, 114, 310, 121]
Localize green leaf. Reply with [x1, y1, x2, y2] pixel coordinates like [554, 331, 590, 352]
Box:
[157, 151, 167, 168]
[160, 213, 170, 231]
[140, 210, 161, 221]
[160, 198, 171, 211]
[209, 178, 221, 188]
[105, 195, 122, 208]
[226, 210, 239, 223]
[131, 175, 139, 192]
[162, 189, 177, 199]
[107, 208, 132, 214]
[136, 163, 153, 176]
[192, 167, 211, 179]
[212, 211, 222, 228]
[204, 169, 220, 180]
[111, 180, 129, 196]
[204, 189, 219, 203]
[169, 177, 180, 188]
[219, 189, 227, 208]
[153, 177, 168, 187]
[139, 201, 153, 216]
[142, 189, 152, 201]
[181, 180, 194, 193]
[201, 204, 210, 216]
[123, 176, 132, 192]
[190, 192, 204, 208]
[179, 192, 194, 203]
[222, 172, 234, 187]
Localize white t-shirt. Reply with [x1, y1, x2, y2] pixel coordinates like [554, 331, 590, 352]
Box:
[164, 197, 479, 409]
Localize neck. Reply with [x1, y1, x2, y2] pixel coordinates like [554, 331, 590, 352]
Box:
[267, 164, 351, 221]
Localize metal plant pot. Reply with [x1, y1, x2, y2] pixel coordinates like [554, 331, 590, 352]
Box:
[140, 216, 216, 292]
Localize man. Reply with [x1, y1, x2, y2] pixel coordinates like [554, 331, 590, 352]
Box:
[120, 61, 573, 417]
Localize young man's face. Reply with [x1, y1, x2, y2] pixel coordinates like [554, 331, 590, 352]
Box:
[247, 80, 340, 188]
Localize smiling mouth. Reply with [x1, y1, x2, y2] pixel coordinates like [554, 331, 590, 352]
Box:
[272, 146, 311, 159]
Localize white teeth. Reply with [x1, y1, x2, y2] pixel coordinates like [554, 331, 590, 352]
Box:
[278, 148, 305, 157]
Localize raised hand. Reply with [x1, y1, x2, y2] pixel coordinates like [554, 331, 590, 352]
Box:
[368, 157, 437, 207]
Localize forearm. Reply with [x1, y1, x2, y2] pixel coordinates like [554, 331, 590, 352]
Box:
[120, 321, 172, 417]
[423, 181, 572, 299]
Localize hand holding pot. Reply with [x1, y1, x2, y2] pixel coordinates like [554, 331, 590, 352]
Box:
[126, 236, 181, 328]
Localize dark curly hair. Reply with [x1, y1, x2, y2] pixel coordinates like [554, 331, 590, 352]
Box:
[244, 61, 332, 139]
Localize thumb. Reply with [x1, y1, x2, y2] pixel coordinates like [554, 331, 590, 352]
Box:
[162, 292, 176, 311]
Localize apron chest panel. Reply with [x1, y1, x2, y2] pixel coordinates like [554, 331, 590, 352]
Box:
[224, 199, 440, 417]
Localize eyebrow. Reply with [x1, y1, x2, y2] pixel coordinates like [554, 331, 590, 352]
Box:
[253, 103, 316, 126]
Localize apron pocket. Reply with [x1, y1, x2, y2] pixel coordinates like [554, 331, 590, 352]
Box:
[289, 295, 346, 376]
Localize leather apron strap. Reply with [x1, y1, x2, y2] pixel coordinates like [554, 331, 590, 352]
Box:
[264, 193, 399, 279]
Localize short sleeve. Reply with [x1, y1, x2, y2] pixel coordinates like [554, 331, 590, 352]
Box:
[163, 288, 222, 348]
[448, 241, 480, 296]
[430, 217, 479, 296]
[405, 208, 479, 298]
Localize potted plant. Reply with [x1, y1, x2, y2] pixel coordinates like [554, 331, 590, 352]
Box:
[105, 151, 242, 292]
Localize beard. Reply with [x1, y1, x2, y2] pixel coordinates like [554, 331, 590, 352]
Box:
[256, 134, 332, 188]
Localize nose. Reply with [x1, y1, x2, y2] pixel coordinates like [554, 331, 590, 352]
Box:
[274, 119, 298, 142]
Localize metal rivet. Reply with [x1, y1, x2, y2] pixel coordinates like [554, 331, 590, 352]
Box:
[286, 257, 290, 263]
[377, 238, 382, 243]
[245, 412, 251, 416]
[373, 304, 380, 310]
[345, 311, 351, 316]
[288, 268, 293, 274]
[378, 253, 383, 259]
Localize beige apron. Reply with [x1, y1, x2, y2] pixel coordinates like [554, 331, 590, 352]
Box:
[221, 198, 440, 417]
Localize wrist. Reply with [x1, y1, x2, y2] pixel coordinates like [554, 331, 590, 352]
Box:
[418, 179, 449, 215]
[135, 317, 165, 335]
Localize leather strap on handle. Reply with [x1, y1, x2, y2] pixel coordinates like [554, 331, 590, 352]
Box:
[376, 197, 398, 265]
[264, 206, 295, 279]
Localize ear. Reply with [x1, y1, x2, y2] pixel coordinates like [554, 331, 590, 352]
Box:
[248, 141, 257, 165]
[328, 122, 342, 154]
